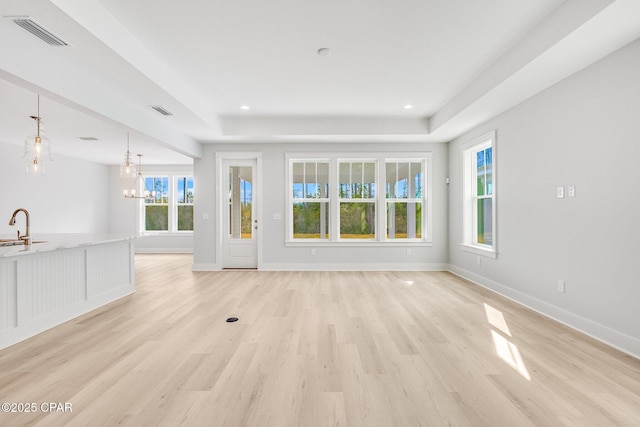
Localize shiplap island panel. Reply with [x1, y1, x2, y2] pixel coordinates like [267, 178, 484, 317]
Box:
[0, 234, 135, 350]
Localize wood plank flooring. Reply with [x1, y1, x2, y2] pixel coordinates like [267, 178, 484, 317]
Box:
[0, 254, 639, 426]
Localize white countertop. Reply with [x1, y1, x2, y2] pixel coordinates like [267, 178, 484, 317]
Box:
[0, 233, 137, 258]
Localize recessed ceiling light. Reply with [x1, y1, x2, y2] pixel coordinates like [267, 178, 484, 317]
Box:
[317, 48, 331, 56]
[403, 104, 414, 109]
[240, 105, 250, 110]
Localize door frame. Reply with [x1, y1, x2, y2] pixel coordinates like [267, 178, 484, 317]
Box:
[215, 152, 263, 269]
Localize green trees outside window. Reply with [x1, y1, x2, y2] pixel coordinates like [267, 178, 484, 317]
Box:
[475, 147, 493, 245]
[143, 175, 194, 233]
[289, 156, 429, 242]
[385, 161, 423, 239]
[177, 176, 194, 231]
[292, 162, 330, 239]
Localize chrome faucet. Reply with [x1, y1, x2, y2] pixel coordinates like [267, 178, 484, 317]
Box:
[9, 208, 31, 245]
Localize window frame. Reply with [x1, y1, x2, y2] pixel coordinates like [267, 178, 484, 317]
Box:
[291, 160, 331, 240]
[385, 159, 426, 241]
[286, 153, 432, 246]
[175, 175, 195, 232]
[337, 159, 378, 241]
[139, 172, 194, 234]
[461, 131, 497, 257]
[142, 175, 169, 232]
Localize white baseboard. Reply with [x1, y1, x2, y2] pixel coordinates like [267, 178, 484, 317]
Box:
[448, 264, 640, 360]
[135, 248, 193, 254]
[259, 262, 449, 272]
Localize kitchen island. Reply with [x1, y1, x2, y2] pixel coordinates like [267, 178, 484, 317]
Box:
[0, 234, 136, 350]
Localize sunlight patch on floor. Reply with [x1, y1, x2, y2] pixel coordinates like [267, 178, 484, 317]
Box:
[491, 330, 531, 380]
[485, 303, 531, 381]
[484, 303, 511, 336]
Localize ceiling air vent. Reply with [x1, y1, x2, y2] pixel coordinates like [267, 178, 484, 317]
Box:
[150, 105, 174, 116]
[10, 17, 68, 46]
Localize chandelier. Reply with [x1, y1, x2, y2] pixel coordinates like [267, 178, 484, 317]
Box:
[123, 154, 156, 199]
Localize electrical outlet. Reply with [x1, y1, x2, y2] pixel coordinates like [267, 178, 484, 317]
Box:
[567, 186, 575, 197]
[406, 248, 411, 256]
[557, 280, 565, 293]
[310, 248, 316, 256]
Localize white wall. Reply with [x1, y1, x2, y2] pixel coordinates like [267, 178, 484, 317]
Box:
[107, 164, 194, 252]
[448, 38, 640, 357]
[0, 141, 109, 235]
[193, 142, 449, 270]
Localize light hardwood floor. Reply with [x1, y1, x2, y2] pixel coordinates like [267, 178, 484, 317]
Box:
[1, 254, 639, 426]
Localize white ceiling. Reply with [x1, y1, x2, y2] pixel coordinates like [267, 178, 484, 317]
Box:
[0, 0, 639, 165]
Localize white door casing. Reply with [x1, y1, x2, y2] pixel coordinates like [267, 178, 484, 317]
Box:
[217, 154, 261, 269]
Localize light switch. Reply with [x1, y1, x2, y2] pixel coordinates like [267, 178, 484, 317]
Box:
[202, 213, 210, 220]
[556, 186, 564, 198]
[273, 213, 282, 220]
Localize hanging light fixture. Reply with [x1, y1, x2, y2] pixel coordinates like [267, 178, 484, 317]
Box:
[119, 133, 137, 177]
[123, 154, 156, 199]
[24, 94, 52, 175]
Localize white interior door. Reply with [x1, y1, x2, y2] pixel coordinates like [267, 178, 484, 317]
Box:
[222, 159, 258, 268]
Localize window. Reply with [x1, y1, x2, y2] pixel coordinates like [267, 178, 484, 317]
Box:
[142, 174, 194, 233]
[227, 166, 253, 238]
[287, 154, 431, 245]
[385, 161, 423, 239]
[176, 176, 194, 231]
[292, 161, 329, 239]
[144, 177, 169, 231]
[338, 161, 376, 239]
[462, 132, 496, 256]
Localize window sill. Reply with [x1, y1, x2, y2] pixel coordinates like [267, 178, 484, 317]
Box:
[461, 244, 497, 258]
[286, 240, 433, 248]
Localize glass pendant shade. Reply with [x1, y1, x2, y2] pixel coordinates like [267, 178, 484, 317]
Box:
[120, 133, 137, 177]
[24, 128, 52, 160]
[25, 157, 46, 175]
[24, 95, 51, 175]
[120, 153, 137, 177]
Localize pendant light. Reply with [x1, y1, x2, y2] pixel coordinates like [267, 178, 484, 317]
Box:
[120, 133, 137, 177]
[123, 154, 156, 199]
[24, 94, 51, 175]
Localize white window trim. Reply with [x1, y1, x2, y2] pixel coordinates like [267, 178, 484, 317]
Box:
[385, 158, 429, 242]
[336, 158, 378, 242]
[138, 171, 194, 235]
[290, 159, 331, 241]
[461, 132, 497, 258]
[285, 152, 432, 246]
